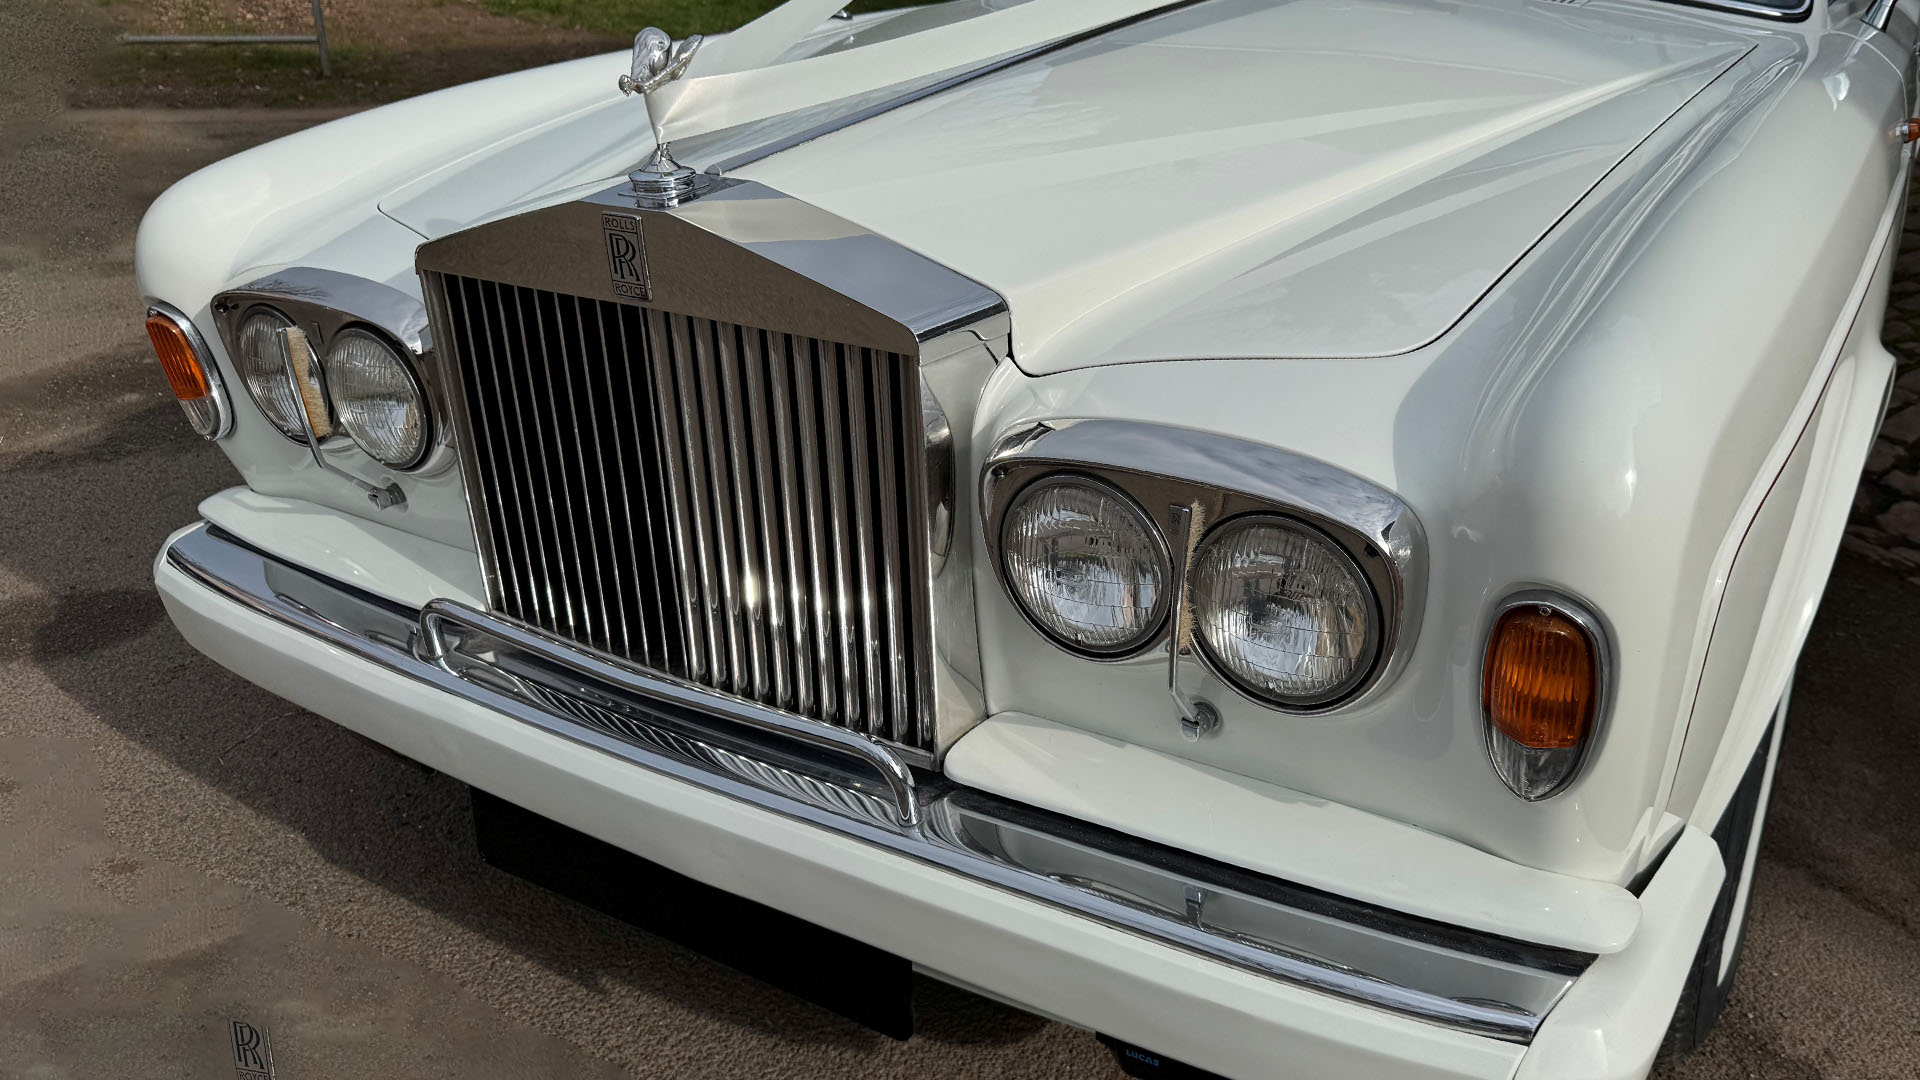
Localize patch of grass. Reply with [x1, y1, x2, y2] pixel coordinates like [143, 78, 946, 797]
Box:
[474, 0, 928, 40]
[78, 0, 943, 109]
[82, 43, 407, 108]
[478, 0, 775, 38]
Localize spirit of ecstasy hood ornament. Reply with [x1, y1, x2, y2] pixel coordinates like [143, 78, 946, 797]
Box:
[619, 27, 704, 206]
[620, 27, 702, 97]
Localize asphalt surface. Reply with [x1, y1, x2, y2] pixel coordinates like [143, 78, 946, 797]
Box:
[3, 8, 1919, 1080]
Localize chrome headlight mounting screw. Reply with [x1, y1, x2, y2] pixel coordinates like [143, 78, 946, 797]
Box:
[1180, 700, 1221, 742]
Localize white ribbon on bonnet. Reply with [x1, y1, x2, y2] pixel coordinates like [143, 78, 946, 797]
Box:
[643, 0, 1182, 147]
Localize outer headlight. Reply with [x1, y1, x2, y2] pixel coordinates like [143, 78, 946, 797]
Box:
[1190, 516, 1380, 708]
[234, 307, 327, 441]
[1000, 476, 1170, 656]
[326, 328, 430, 468]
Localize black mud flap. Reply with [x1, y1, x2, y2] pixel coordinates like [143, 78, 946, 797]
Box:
[1097, 1035, 1229, 1080]
[470, 788, 915, 1039]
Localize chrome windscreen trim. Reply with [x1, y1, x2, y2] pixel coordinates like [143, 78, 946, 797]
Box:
[163, 522, 1587, 1043]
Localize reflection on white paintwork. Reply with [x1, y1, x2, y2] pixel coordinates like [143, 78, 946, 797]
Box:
[739, 0, 1755, 370]
[379, 0, 1757, 373]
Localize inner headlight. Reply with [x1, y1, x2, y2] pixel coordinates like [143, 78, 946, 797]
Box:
[1000, 476, 1170, 656]
[1190, 516, 1379, 708]
[234, 306, 327, 441]
[325, 328, 430, 468]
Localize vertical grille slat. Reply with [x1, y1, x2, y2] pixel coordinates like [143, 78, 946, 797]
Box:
[476, 280, 545, 627]
[535, 290, 599, 651]
[765, 334, 814, 717]
[442, 278, 517, 618]
[621, 304, 679, 673]
[576, 295, 639, 661]
[432, 274, 934, 754]
[505, 284, 579, 639]
[741, 328, 792, 711]
[716, 322, 769, 702]
[789, 340, 839, 725]
[688, 314, 744, 694]
[842, 348, 884, 737]
[655, 310, 717, 683]
[871, 356, 912, 744]
[815, 343, 861, 732]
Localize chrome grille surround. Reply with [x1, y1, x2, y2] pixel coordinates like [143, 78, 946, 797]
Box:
[418, 179, 1007, 758]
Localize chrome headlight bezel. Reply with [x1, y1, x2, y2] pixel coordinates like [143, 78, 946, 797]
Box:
[982, 419, 1425, 715]
[212, 269, 445, 473]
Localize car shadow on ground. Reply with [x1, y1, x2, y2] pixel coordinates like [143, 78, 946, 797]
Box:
[0, 353, 1050, 1062]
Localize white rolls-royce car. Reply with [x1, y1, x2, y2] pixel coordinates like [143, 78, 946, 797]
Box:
[137, 0, 1916, 1075]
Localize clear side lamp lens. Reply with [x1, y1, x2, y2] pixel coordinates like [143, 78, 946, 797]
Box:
[1482, 602, 1601, 800]
[176, 395, 222, 436]
[1001, 476, 1170, 655]
[1189, 517, 1378, 707]
[326, 328, 428, 468]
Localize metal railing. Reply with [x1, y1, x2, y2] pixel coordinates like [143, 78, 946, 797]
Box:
[121, 0, 330, 77]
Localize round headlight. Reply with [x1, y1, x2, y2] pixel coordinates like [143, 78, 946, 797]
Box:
[234, 307, 327, 441]
[325, 328, 429, 468]
[1191, 516, 1379, 707]
[1000, 476, 1170, 656]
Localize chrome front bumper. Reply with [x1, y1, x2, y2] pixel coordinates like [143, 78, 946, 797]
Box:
[161, 522, 1590, 1049]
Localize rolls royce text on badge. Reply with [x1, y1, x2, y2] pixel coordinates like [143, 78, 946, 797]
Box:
[136, 0, 1919, 1076]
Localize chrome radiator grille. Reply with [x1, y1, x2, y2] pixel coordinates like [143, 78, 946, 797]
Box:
[428, 273, 933, 751]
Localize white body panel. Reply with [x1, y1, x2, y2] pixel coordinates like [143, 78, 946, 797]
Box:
[1512, 828, 1725, 1080]
[946, 712, 1641, 953]
[201, 487, 486, 608]
[133, 0, 1917, 1071]
[738, 0, 1753, 370]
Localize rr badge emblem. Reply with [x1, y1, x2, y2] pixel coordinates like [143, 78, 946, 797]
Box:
[602, 212, 651, 301]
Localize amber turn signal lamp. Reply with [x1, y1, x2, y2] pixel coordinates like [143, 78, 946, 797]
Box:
[1484, 605, 1597, 749]
[146, 314, 211, 401]
[144, 307, 228, 440]
[1482, 596, 1606, 801]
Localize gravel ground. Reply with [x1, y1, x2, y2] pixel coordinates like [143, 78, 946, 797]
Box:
[2, 1, 1918, 1076]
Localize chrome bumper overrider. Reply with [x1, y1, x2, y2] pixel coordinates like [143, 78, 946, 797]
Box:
[164, 522, 1590, 1043]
